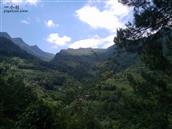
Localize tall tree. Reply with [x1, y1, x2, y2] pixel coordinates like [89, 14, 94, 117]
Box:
[116, 0, 172, 40]
[115, 0, 172, 129]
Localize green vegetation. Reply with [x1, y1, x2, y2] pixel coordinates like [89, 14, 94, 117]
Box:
[0, 32, 54, 61]
[0, 0, 172, 129]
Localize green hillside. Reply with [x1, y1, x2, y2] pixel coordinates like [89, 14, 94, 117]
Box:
[1, 27, 172, 129]
[0, 0, 172, 129]
[0, 37, 34, 59]
[0, 32, 54, 61]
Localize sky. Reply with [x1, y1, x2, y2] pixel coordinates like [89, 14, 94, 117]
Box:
[0, 0, 133, 54]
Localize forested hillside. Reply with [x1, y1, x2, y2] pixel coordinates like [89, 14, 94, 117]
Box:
[0, 32, 54, 61]
[0, 0, 172, 129]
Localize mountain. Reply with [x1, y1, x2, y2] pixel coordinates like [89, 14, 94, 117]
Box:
[13, 38, 54, 61]
[51, 46, 140, 83]
[0, 32, 140, 83]
[106, 45, 140, 73]
[30, 45, 54, 61]
[0, 32, 11, 39]
[0, 32, 54, 61]
[51, 48, 107, 82]
[59, 48, 106, 56]
[0, 37, 34, 59]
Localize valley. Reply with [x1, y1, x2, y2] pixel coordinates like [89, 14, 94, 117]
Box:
[0, 0, 172, 128]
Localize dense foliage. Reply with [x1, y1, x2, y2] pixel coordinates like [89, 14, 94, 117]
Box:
[0, 0, 172, 129]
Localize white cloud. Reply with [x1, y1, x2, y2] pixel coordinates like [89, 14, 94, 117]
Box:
[47, 33, 71, 46]
[76, 0, 133, 32]
[25, 0, 38, 5]
[101, 35, 115, 48]
[21, 20, 30, 24]
[3, 0, 39, 5]
[105, 0, 131, 16]
[69, 37, 100, 49]
[72, 0, 133, 49]
[46, 20, 59, 28]
[4, 0, 22, 3]
[69, 35, 114, 49]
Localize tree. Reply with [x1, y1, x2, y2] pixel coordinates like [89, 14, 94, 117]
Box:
[114, 0, 172, 129]
[0, 75, 36, 128]
[118, 71, 172, 129]
[116, 0, 172, 40]
[16, 101, 59, 129]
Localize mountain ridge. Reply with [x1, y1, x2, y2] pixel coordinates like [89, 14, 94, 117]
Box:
[0, 32, 54, 61]
[0, 37, 35, 60]
[0, 32, 140, 83]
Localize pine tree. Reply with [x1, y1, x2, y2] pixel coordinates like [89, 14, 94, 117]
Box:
[115, 0, 172, 129]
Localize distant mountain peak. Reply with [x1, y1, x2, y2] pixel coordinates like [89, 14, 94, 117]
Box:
[0, 36, 34, 59]
[0, 32, 11, 39]
[1, 32, 54, 61]
[59, 47, 106, 56]
[13, 37, 24, 42]
[30, 45, 40, 50]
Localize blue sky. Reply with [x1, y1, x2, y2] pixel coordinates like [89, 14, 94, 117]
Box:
[1, 0, 133, 54]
